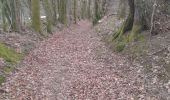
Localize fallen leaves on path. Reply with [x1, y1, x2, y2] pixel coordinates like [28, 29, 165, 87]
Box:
[0, 21, 144, 100]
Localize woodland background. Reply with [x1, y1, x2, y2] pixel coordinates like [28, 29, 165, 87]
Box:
[0, 0, 170, 99]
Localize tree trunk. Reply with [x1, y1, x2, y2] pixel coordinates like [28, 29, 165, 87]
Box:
[43, 0, 52, 33]
[14, 0, 21, 32]
[58, 0, 67, 25]
[1, 0, 7, 32]
[87, 0, 91, 19]
[102, 0, 107, 16]
[31, 0, 41, 33]
[81, 0, 86, 19]
[117, 0, 127, 19]
[93, 0, 101, 25]
[73, 0, 77, 24]
[51, 0, 58, 25]
[113, 0, 135, 40]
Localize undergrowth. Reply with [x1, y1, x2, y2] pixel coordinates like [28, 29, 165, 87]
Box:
[0, 43, 24, 64]
[0, 43, 24, 85]
[105, 30, 145, 53]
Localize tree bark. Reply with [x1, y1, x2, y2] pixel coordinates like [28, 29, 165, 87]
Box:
[43, 0, 53, 33]
[73, 0, 77, 24]
[51, 0, 58, 25]
[31, 0, 41, 33]
[14, 0, 21, 32]
[58, 0, 67, 25]
[113, 0, 135, 40]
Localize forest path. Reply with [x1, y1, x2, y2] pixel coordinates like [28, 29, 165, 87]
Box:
[1, 21, 143, 100]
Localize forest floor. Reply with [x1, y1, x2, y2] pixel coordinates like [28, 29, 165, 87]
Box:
[0, 20, 146, 100]
[0, 16, 169, 100]
[95, 15, 170, 100]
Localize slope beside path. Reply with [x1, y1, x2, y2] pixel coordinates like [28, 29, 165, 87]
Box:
[0, 21, 144, 100]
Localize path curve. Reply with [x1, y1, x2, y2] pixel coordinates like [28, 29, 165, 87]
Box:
[1, 21, 144, 100]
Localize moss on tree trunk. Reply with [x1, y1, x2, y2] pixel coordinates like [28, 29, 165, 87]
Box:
[128, 6, 144, 42]
[112, 0, 135, 40]
[31, 0, 41, 33]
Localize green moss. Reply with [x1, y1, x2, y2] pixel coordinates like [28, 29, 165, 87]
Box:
[0, 43, 24, 64]
[112, 15, 134, 40]
[132, 25, 142, 33]
[31, 0, 41, 33]
[0, 75, 5, 85]
[3, 66, 14, 74]
[137, 34, 145, 42]
[128, 25, 142, 42]
[115, 42, 126, 52]
[113, 36, 127, 52]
